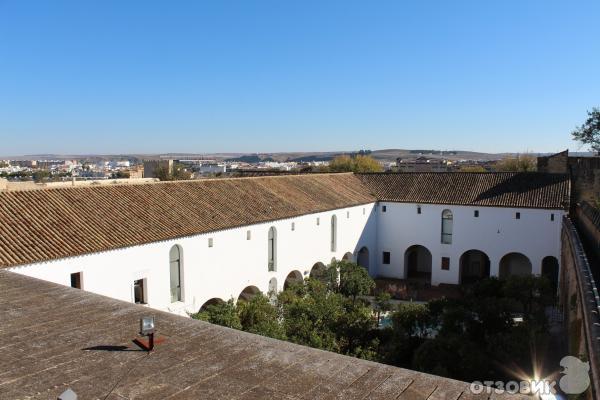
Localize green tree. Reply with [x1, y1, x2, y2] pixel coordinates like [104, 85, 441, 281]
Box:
[353, 154, 384, 172]
[392, 302, 431, 339]
[336, 300, 378, 359]
[32, 170, 51, 183]
[328, 155, 355, 172]
[155, 163, 192, 181]
[154, 165, 171, 181]
[495, 154, 537, 172]
[191, 299, 241, 330]
[111, 170, 130, 179]
[337, 260, 375, 303]
[328, 154, 383, 173]
[374, 291, 392, 326]
[237, 293, 286, 339]
[280, 279, 344, 352]
[572, 107, 600, 154]
[172, 163, 192, 180]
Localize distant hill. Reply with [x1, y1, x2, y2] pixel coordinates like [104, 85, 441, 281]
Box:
[4, 149, 584, 162]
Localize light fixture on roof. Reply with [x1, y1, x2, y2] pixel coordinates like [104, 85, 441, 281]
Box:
[138, 316, 155, 351]
[57, 388, 77, 400]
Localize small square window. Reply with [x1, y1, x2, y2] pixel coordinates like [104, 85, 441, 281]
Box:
[246, 230, 251, 240]
[291, 222, 295, 231]
[441, 257, 450, 270]
[382, 251, 391, 264]
[70, 272, 82, 289]
[316, 217, 320, 226]
[474, 210, 479, 218]
[550, 213, 555, 221]
[515, 212, 521, 220]
[417, 206, 422, 214]
[208, 238, 214, 247]
[382, 205, 387, 213]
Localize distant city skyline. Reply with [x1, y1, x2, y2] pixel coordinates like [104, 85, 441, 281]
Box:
[1, 1, 599, 155]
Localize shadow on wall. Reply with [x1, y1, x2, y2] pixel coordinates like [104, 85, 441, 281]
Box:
[350, 205, 378, 276]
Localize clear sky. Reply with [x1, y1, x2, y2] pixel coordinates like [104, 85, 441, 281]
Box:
[0, 0, 599, 156]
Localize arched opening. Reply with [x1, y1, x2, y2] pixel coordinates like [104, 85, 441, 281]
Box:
[268, 277, 278, 295]
[342, 252, 353, 261]
[284, 270, 304, 290]
[499, 253, 532, 279]
[309, 262, 327, 281]
[459, 250, 490, 285]
[238, 286, 261, 302]
[357, 247, 370, 270]
[441, 209, 453, 244]
[268, 227, 277, 272]
[541, 256, 559, 295]
[199, 298, 224, 313]
[404, 245, 432, 284]
[169, 244, 183, 302]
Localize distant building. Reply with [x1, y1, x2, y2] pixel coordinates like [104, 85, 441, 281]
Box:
[143, 159, 173, 178]
[396, 156, 449, 172]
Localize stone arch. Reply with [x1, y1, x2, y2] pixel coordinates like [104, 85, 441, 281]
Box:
[268, 277, 278, 294]
[238, 285, 261, 302]
[404, 245, 432, 284]
[284, 270, 303, 290]
[499, 253, 532, 279]
[357, 247, 370, 270]
[199, 297, 224, 313]
[459, 250, 491, 284]
[541, 256, 559, 295]
[309, 262, 327, 281]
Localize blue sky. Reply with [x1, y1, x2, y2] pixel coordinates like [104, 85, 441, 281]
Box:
[0, 0, 599, 155]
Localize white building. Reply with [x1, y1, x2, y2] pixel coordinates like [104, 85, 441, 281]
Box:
[0, 172, 569, 316]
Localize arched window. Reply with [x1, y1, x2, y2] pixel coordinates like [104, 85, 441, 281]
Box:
[441, 210, 453, 244]
[331, 215, 337, 252]
[268, 227, 277, 271]
[169, 245, 182, 302]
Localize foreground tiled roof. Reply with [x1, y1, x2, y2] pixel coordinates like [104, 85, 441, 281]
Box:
[0, 173, 375, 268]
[357, 172, 570, 210]
[0, 270, 527, 399]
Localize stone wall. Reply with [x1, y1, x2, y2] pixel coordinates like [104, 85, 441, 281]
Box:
[569, 157, 600, 204]
[560, 217, 600, 399]
[537, 149, 569, 173]
[538, 150, 600, 204]
[143, 159, 173, 178]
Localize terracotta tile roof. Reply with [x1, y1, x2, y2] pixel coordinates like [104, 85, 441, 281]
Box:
[0, 173, 375, 268]
[357, 172, 570, 210]
[0, 270, 530, 399]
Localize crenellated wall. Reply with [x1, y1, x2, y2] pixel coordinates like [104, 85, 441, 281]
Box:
[560, 217, 600, 399]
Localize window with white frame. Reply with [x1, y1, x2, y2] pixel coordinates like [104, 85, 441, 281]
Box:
[330, 215, 337, 252]
[268, 226, 277, 271]
[169, 245, 182, 302]
[441, 209, 453, 244]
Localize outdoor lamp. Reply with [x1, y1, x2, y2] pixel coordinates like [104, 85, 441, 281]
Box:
[140, 316, 155, 336]
[139, 316, 155, 351]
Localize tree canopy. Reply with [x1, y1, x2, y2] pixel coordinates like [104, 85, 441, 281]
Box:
[494, 154, 537, 172]
[328, 155, 383, 173]
[572, 107, 600, 154]
[191, 263, 554, 384]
